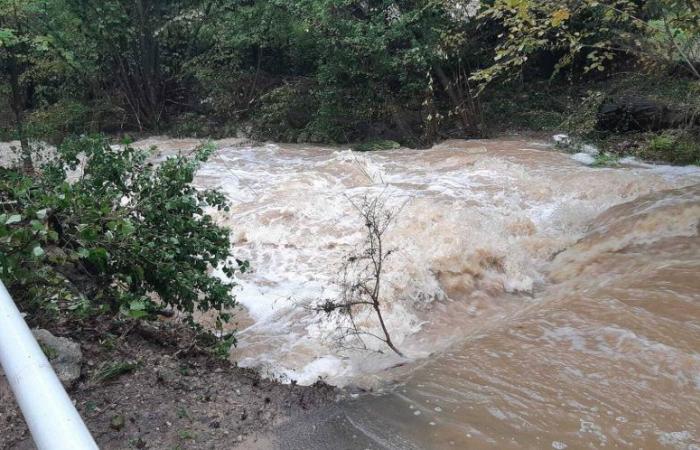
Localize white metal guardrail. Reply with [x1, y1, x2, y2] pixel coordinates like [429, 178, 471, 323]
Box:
[0, 280, 98, 450]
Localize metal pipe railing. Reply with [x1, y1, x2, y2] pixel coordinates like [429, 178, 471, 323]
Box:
[0, 280, 98, 450]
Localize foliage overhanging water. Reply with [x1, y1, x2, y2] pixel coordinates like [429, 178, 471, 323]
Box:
[142, 137, 700, 449]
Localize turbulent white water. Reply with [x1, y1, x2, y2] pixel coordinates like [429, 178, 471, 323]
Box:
[140, 137, 700, 448]
[146, 138, 697, 376]
[4, 136, 699, 448]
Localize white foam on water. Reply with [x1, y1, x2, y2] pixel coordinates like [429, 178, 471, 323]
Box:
[657, 431, 699, 450]
[156, 137, 700, 386]
[571, 152, 596, 165]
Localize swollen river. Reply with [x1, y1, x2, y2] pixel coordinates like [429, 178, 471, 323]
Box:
[145, 137, 700, 449]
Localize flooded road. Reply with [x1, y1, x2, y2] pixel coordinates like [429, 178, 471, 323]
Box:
[143, 137, 700, 449]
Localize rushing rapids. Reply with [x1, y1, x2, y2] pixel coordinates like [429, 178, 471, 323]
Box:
[141, 137, 700, 449]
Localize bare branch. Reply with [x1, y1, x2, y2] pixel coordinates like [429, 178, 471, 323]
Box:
[316, 191, 407, 357]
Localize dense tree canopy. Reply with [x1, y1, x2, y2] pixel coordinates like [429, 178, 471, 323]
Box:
[0, 0, 698, 146]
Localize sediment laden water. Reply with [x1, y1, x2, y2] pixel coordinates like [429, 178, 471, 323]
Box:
[140, 137, 700, 449]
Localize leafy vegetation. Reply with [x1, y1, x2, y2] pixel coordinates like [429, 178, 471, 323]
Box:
[0, 136, 244, 328]
[638, 130, 700, 164]
[474, 0, 700, 84]
[591, 153, 620, 167]
[1, 0, 698, 154]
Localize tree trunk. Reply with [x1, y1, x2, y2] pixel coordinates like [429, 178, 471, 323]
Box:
[374, 304, 404, 357]
[16, 118, 32, 174]
[136, 0, 163, 130]
[8, 55, 32, 173]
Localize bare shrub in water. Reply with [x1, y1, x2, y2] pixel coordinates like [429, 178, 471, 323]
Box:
[316, 193, 405, 357]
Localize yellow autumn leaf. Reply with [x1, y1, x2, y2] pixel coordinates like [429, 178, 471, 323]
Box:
[551, 8, 571, 26]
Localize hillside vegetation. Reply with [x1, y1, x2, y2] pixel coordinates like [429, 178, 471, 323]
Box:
[0, 0, 698, 157]
[1, 0, 699, 332]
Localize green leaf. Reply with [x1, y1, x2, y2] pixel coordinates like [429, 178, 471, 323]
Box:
[129, 299, 147, 311]
[5, 215, 22, 225]
[32, 246, 45, 257]
[127, 309, 148, 319]
[121, 220, 135, 235]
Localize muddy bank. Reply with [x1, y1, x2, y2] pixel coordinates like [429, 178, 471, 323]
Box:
[0, 320, 337, 450]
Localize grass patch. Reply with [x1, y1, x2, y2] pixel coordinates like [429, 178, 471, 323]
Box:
[591, 153, 621, 167]
[93, 361, 139, 383]
[177, 407, 190, 420]
[178, 429, 196, 440]
[637, 131, 700, 165]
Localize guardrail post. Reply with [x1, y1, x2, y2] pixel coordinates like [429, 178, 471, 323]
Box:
[0, 280, 98, 450]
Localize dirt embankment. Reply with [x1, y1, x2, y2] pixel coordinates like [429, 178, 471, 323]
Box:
[0, 320, 337, 450]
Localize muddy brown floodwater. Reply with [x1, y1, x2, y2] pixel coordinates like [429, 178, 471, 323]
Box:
[35, 136, 700, 449]
[144, 136, 696, 450]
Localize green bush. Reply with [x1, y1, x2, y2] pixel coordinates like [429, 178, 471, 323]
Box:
[562, 90, 606, 139]
[169, 113, 214, 138]
[639, 131, 700, 165]
[481, 82, 570, 133]
[0, 136, 244, 327]
[591, 153, 620, 167]
[647, 134, 675, 153]
[251, 82, 318, 143]
[25, 100, 92, 144]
